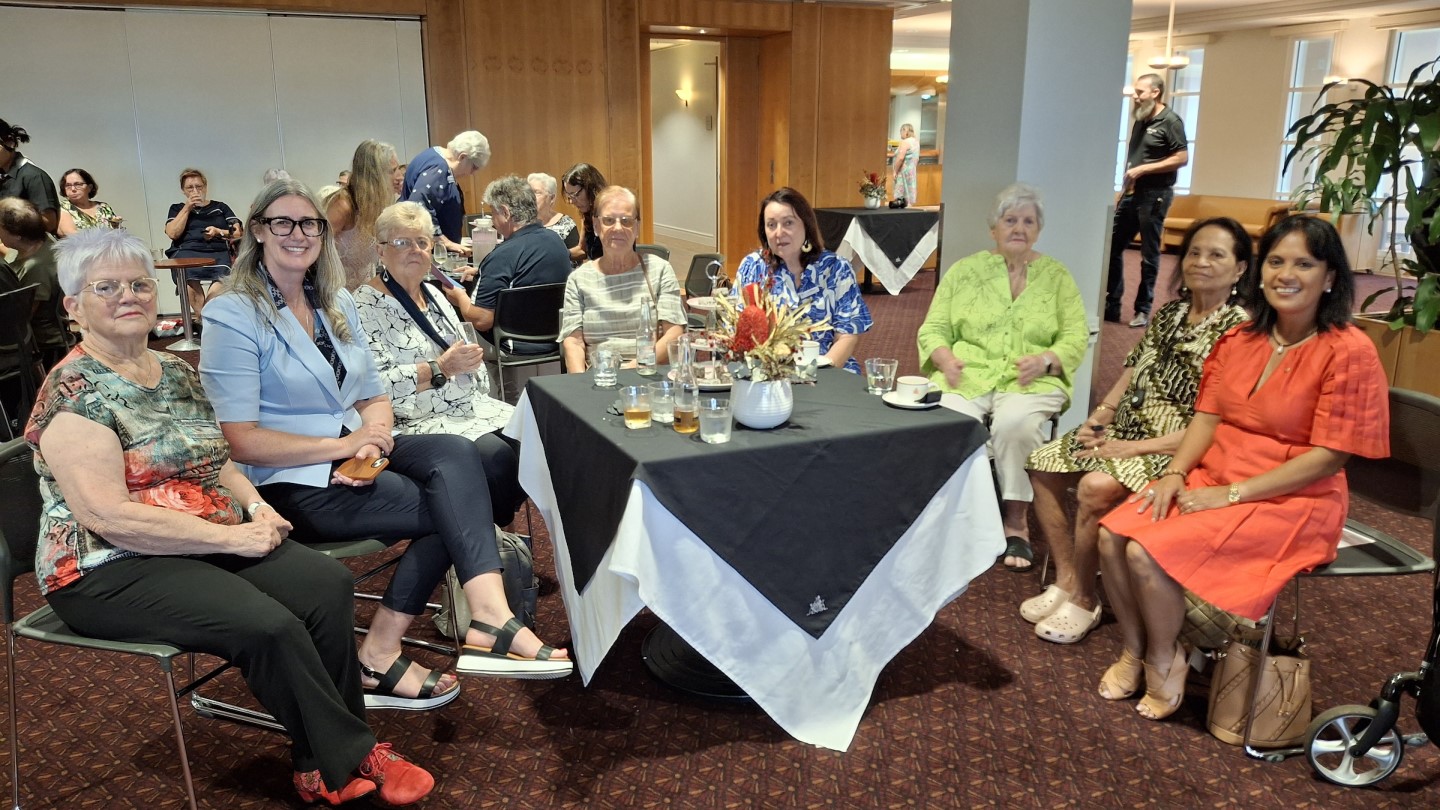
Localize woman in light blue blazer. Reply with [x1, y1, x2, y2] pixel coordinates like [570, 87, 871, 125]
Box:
[201, 180, 571, 712]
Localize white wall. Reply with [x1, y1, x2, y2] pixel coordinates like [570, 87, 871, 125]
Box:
[0, 5, 427, 313]
[649, 41, 720, 248]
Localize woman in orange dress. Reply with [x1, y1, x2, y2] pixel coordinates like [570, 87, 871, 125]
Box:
[1094, 215, 1390, 721]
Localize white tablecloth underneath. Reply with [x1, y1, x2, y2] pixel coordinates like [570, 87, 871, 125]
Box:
[832, 218, 939, 296]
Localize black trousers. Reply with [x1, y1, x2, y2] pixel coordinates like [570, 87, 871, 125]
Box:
[46, 540, 374, 789]
[1104, 186, 1174, 319]
[261, 432, 503, 616]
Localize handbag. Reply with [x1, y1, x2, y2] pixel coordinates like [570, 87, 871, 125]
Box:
[1180, 589, 1258, 652]
[433, 528, 538, 640]
[1206, 633, 1311, 747]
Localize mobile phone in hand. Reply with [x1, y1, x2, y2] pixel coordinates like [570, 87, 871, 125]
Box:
[337, 456, 389, 481]
[429, 265, 461, 289]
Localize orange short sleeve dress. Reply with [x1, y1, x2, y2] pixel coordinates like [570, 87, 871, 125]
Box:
[1099, 324, 1390, 620]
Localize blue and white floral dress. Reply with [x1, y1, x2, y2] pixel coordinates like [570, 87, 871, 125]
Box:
[732, 250, 873, 373]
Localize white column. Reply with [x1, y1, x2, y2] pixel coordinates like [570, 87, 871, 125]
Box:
[940, 0, 1132, 428]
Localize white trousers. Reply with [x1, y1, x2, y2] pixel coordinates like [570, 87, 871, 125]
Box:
[940, 389, 1068, 502]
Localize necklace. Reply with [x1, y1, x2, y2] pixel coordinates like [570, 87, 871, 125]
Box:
[1270, 327, 1318, 354]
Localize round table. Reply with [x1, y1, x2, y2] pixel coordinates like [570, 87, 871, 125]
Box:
[153, 257, 216, 351]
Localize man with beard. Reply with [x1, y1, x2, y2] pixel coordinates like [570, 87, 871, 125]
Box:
[1103, 74, 1188, 328]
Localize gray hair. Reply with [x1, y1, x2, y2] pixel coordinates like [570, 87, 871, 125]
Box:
[375, 201, 435, 243]
[987, 183, 1045, 230]
[483, 175, 539, 225]
[53, 227, 154, 296]
[225, 179, 352, 342]
[447, 130, 491, 168]
[262, 168, 291, 184]
[526, 172, 557, 198]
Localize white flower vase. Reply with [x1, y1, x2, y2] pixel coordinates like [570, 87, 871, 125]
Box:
[731, 379, 794, 430]
[863, 195, 883, 209]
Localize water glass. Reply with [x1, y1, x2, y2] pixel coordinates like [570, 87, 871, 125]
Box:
[592, 345, 620, 388]
[699, 397, 732, 444]
[619, 385, 651, 429]
[673, 386, 699, 434]
[648, 381, 676, 424]
[458, 322, 479, 345]
[636, 339, 658, 377]
[864, 358, 899, 395]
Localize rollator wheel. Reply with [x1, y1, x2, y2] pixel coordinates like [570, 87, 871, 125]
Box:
[1305, 704, 1404, 787]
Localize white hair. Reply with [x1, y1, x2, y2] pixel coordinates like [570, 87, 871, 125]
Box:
[988, 183, 1045, 230]
[447, 130, 491, 168]
[53, 227, 154, 296]
[526, 172, 558, 198]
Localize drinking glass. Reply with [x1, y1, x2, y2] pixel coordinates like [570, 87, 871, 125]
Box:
[864, 358, 899, 395]
[699, 397, 732, 444]
[673, 386, 699, 434]
[647, 381, 676, 424]
[458, 323, 479, 345]
[619, 385, 651, 429]
[636, 339, 658, 377]
[592, 344, 620, 388]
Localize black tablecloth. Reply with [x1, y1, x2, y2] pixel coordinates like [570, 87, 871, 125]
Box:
[814, 207, 939, 268]
[525, 368, 988, 637]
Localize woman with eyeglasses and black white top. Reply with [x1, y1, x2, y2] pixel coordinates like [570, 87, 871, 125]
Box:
[201, 181, 571, 716]
[559, 185, 685, 372]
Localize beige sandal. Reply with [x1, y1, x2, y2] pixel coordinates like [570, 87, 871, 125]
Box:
[1137, 644, 1190, 720]
[1098, 650, 1143, 700]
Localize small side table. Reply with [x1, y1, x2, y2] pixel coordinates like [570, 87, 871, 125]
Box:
[153, 257, 216, 352]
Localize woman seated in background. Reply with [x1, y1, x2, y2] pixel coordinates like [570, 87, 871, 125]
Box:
[31, 228, 433, 807]
[328, 140, 399, 290]
[0, 198, 72, 368]
[201, 181, 571, 710]
[560, 185, 685, 372]
[353, 201, 524, 520]
[163, 167, 239, 321]
[56, 168, 122, 235]
[528, 172, 580, 256]
[733, 187, 872, 372]
[561, 162, 606, 266]
[917, 183, 1089, 572]
[1021, 217, 1252, 645]
[1096, 215, 1388, 721]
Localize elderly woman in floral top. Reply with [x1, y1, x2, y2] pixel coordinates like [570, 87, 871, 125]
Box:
[732, 187, 872, 372]
[27, 228, 433, 807]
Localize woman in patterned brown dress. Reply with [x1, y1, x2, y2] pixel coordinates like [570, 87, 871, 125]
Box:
[1019, 218, 1252, 644]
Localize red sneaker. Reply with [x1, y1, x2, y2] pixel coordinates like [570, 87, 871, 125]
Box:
[293, 769, 376, 805]
[357, 742, 435, 806]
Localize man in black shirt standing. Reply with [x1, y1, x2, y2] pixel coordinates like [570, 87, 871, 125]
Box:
[1103, 74, 1188, 328]
[0, 118, 60, 237]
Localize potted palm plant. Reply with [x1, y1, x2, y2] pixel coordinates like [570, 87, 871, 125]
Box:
[1285, 55, 1440, 395]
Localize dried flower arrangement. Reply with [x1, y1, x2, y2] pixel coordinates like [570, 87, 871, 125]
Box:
[711, 282, 831, 382]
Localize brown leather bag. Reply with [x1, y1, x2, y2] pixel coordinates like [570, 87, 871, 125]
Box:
[1206, 634, 1312, 747]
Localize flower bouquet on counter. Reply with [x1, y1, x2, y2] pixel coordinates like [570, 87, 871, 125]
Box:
[712, 282, 831, 382]
[858, 171, 886, 202]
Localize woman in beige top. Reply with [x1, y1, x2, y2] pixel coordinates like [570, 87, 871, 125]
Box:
[327, 140, 398, 290]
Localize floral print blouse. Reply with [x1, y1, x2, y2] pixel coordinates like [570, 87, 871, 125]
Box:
[733, 250, 873, 373]
[59, 198, 120, 231]
[25, 348, 242, 595]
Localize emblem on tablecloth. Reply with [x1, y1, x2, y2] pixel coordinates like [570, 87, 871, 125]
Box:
[807, 595, 828, 616]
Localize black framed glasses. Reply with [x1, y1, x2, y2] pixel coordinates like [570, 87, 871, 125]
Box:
[258, 216, 328, 237]
[80, 277, 159, 301]
[381, 236, 434, 253]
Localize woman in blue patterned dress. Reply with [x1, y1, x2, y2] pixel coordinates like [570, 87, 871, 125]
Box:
[732, 187, 873, 372]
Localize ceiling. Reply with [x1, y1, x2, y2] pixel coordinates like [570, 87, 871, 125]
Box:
[890, 0, 1436, 70]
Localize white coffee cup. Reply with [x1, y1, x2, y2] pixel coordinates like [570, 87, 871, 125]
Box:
[799, 340, 820, 364]
[894, 375, 931, 401]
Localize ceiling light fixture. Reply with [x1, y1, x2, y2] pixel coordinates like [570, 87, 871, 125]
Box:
[1147, 0, 1190, 71]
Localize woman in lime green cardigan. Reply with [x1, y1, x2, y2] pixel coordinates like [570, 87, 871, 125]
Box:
[918, 183, 1089, 572]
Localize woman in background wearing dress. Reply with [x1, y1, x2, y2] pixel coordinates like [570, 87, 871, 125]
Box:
[528, 172, 580, 256]
[732, 187, 872, 372]
[57, 168, 122, 235]
[1095, 215, 1389, 721]
[891, 123, 919, 205]
[1021, 218, 1251, 645]
[327, 140, 399, 290]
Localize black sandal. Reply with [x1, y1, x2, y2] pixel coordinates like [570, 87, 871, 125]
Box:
[998, 535, 1034, 573]
[361, 654, 460, 711]
[456, 618, 572, 680]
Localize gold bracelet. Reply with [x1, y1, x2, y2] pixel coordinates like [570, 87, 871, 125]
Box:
[1159, 468, 1188, 479]
[1094, 403, 1116, 413]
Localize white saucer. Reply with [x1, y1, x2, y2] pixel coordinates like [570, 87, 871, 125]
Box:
[816, 356, 834, 368]
[882, 391, 939, 410]
[667, 367, 732, 391]
[687, 296, 718, 311]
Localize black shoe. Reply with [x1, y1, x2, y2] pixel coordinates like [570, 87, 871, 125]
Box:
[1103, 312, 1121, 324]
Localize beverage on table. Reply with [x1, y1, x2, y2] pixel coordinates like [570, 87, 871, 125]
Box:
[620, 385, 651, 430]
[699, 397, 732, 444]
[648, 381, 676, 424]
[635, 293, 657, 376]
[593, 344, 619, 388]
[864, 357, 898, 395]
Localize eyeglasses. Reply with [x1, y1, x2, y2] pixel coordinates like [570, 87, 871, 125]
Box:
[63, 182, 89, 190]
[598, 215, 636, 228]
[182, 184, 206, 193]
[80, 277, 159, 301]
[382, 236, 434, 253]
[563, 188, 584, 202]
[258, 216, 328, 237]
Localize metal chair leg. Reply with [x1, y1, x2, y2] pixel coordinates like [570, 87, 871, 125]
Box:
[8, 629, 22, 810]
[1243, 578, 1306, 761]
[160, 666, 199, 810]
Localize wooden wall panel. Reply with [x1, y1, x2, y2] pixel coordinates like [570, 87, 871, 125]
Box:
[61, 0, 423, 12]
[423, 0, 469, 148]
[760, 33, 792, 194]
[641, 0, 790, 33]
[721, 37, 763, 265]
[604, 0, 645, 195]
[811, 5, 892, 208]
[786, 3, 823, 204]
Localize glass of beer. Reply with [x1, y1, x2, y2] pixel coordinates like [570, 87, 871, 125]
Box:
[619, 385, 651, 430]
[672, 386, 699, 434]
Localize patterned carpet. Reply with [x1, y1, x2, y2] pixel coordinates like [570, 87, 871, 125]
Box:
[2, 251, 1436, 808]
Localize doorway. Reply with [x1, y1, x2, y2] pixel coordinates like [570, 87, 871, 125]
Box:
[648, 38, 721, 273]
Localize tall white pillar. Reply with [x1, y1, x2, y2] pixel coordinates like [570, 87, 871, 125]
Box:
[941, 0, 1132, 427]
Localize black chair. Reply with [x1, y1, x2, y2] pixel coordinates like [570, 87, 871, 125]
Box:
[493, 282, 568, 401]
[0, 285, 41, 441]
[682, 253, 725, 329]
[635, 243, 670, 263]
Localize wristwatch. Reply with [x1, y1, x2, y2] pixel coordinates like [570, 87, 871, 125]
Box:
[427, 360, 448, 388]
[1227, 483, 1241, 505]
[246, 501, 270, 519]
